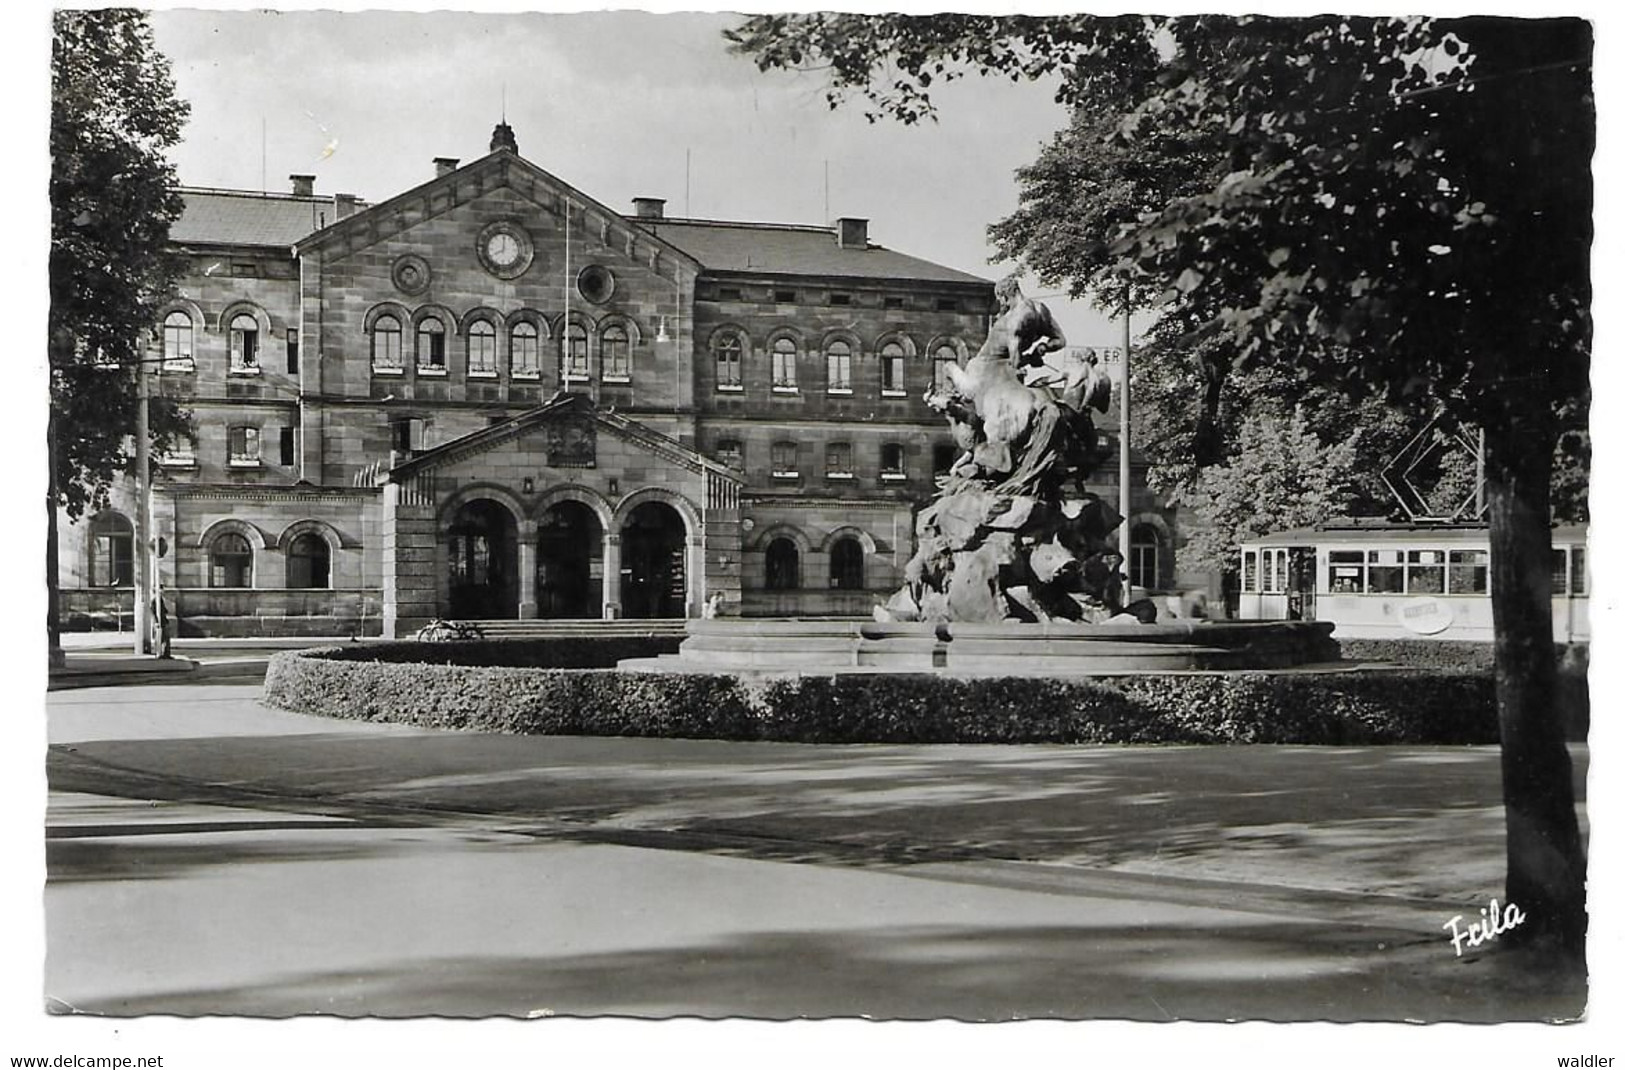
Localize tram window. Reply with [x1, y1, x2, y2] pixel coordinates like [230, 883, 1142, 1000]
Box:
[1406, 549, 1446, 594]
[1572, 547, 1587, 595]
[1447, 550, 1489, 594]
[1328, 550, 1365, 594]
[1550, 548, 1569, 596]
[1242, 551, 1258, 593]
[1367, 549, 1404, 594]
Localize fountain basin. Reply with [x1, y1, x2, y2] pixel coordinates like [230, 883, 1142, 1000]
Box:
[617, 619, 1341, 676]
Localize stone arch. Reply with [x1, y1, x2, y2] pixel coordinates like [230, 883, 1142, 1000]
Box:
[925, 334, 971, 362]
[551, 308, 598, 337]
[763, 324, 806, 351]
[275, 517, 346, 554]
[435, 482, 527, 532]
[505, 307, 552, 339]
[153, 298, 206, 339]
[750, 523, 813, 555]
[612, 486, 700, 535]
[214, 299, 272, 335]
[818, 326, 863, 356]
[196, 517, 269, 551]
[531, 483, 614, 531]
[874, 330, 919, 358]
[596, 311, 644, 347]
[819, 526, 878, 556]
[705, 322, 755, 356]
[363, 301, 413, 334]
[409, 303, 457, 332]
[457, 306, 504, 337]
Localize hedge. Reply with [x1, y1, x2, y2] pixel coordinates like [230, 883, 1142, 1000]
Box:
[262, 638, 1535, 745]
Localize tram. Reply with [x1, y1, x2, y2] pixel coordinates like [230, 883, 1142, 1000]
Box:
[1236, 520, 1589, 642]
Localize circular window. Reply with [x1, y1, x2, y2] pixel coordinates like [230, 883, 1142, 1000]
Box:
[391, 254, 431, 296]
[577, 264, 615, 305]
[476, 221, 535, 280]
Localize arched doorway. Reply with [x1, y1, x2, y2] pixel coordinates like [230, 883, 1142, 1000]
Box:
[620, 501, 687, 619]
[447, 499, 518, 619]
[537, 500, 603, 619]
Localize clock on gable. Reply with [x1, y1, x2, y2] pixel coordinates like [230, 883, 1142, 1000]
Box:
[476, 221, 534, 279]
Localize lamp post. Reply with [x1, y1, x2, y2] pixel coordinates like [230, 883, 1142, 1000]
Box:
[1117, 301, 1132, 582]
[133, 351, 154, 655]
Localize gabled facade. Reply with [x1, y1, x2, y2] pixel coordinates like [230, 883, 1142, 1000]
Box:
[57, 121, 1177, 636]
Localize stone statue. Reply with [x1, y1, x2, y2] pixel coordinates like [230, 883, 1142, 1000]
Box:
[880, 276, 1153, 626]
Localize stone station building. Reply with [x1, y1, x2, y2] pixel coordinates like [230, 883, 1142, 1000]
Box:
[56, 123, 1180, 637]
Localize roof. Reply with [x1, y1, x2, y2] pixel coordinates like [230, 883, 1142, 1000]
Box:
[1240, 520, 1588, 548]
[636, 218, 992, 286]
[170, 189, 350, 248]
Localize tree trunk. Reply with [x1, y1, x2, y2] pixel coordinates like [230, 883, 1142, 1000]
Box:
[46, 409, 64, 670]
[1482, 419, 1586, 964]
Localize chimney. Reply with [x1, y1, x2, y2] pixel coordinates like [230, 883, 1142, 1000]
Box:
[489, 122, 519, 154]
[289, 174, 316, 197]
[835, 217, 869, 249]
[334, 193, 359, 220]
[433, 157, 460, 178]
[632, 197, 666, 220]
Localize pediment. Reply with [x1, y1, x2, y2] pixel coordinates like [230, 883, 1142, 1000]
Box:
[382, 393, 739, 486]
[293, 150, 700, 276]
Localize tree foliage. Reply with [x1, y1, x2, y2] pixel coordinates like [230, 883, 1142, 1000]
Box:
[51, 8, 192, 519]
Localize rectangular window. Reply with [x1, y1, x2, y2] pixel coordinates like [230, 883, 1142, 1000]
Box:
[231, 262, 259, 278]
[1447, 549, 1489, 594]
[1551, 547, 1569, 596]
[228, 426, 261, 466]
[160, 440, 197, 468]
[881, 351, 905, 394]
[932, 443, 957, 475]
[880, 443, 905, 479]
[718, 286, 743, 301]
[826, 443, 854, 478]
[830, 293, 852, 306]
[286, 329, 300, 374]
[774, 289, 797, 304]
[1405, 549, 1446, 594]
[393, 417, 425, 454]
[1328, 550, 1366, 594]
[936, 297, 960, 312]
[92, 534, 134, 587]
[1261, 548, 1290, 594]
[771, 345, 798, 390]
[771, 442, 798, 478]
[279, 426, 296, 466]
[1243, 550, 1259, 593]
[1367, 549, 1404, 594]
[884, 296, 905, 310]
[1572, 547, 1587, 595]
[716, 348, 742, 389]
[715, 439, 743, 469]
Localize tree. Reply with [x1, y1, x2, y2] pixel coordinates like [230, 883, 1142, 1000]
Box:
[50, 9, 193, 656]
[729, 13, 1592, 962]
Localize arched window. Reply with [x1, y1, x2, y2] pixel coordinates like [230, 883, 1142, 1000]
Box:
[162, 311, 194, 371]
[825, 340, 852, 392]
[210, 532, 253, 588]
[765, 538, 800, 590]
[373, 315, 403, 371]
[417, 317, 447, 373]
[228, 313, 260, 371]
[467, 320, 497, 376]
[562, 323, 589, 382]
[602, 325, 631, 381]
[713, 332, 743, 390]
[511, 321, 540, 379]
[1130, 524, 1162, 591]
[830, 537, 865, 590]
[771, 337, 798, 390]
[286, 533, 330, 589]
[880, 341, 906, 394]
[89, 513, 133, 587]
[932, 344, 959, 392]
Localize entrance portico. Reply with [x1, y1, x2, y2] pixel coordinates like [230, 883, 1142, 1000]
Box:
[379, 394, 742, 636]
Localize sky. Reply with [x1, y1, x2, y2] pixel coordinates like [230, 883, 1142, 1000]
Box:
[146, 8, 1130, 346]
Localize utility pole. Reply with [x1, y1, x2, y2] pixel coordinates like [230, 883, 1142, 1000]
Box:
[1118, 300, 1132, 584]
[133, 354, 154, 655]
